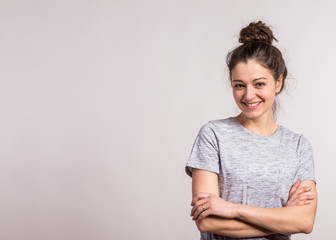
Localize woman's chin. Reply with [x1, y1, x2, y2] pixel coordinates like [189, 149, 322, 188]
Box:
[238, 109, 261, 120]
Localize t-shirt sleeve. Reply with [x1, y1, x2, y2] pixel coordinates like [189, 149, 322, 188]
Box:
[185, 122, 220, 177]
[293, 135, 316, 183]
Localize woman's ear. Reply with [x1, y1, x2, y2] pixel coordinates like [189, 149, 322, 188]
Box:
[275, 75, 283, 94]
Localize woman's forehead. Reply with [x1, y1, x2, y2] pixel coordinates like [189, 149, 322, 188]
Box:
[231, 60, 274, 81]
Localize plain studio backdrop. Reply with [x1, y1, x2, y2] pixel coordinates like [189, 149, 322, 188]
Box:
[0, 0, 335, 239]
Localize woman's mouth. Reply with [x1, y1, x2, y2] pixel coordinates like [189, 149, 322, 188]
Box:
[243, 101, 262, 109]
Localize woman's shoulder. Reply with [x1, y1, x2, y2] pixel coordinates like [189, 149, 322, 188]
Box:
[278, 125, 312, 148]
[279, 125, 304, 138]
[198, 117, 240, 136]
[201, 117, 238, 129]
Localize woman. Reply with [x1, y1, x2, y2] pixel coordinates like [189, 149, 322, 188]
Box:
[185, 21, 317, 240]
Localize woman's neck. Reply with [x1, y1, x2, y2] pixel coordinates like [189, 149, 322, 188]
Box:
[236, 113, 278, 136]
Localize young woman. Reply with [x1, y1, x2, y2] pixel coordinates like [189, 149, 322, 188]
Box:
[185, 21, 317, 240]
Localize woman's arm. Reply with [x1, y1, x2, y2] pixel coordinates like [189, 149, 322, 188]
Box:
[191, 169, 316, 237]
[192, 172, 317, 235]
[195, 216, 273, 237]
[191, 169, 274, 237]
[234, 180, 317, 234]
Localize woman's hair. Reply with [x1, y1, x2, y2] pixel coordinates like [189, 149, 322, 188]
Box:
[226, 21, 287, 95]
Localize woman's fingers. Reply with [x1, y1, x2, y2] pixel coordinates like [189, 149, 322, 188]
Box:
[289, 180, 301, 195]
[286, 185, 313, 206]
[190, 194, 238, 220]
[191, 193, 210, 206]
[287, 193, 315, 206]
[289, 186, 311, 200]
[190, 198, 208, 216]
[191, 194, 215, 220]
[193, 203, 210, 221]
[298, 200, 313, 205]
[297, 194, 315, 202]
[295, 186, 312, 196]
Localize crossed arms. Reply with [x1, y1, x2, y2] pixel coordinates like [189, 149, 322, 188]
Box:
[190, 169, 317, 238]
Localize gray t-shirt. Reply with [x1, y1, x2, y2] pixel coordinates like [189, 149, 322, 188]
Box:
[186, 117, 315, 240]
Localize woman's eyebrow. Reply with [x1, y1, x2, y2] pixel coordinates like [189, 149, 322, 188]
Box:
[232, 77, 266, 82]
[253, 77, 267, 81]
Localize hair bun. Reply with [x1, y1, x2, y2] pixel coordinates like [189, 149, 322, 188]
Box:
[239, 21, 278, 44]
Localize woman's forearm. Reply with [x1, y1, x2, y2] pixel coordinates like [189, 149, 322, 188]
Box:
[197, 216, 273, 238]
[192, 180, 317, 235]
[197, 203, 315, 236]
[236, 203, 316, 234]
[234, 181, 317, 235]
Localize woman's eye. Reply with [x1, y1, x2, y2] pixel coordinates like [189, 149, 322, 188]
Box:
[256, 82, 265, 87]
[234, 84, 244, 88]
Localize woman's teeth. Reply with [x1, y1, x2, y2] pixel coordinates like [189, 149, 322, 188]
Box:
[245, 102, 260, 107]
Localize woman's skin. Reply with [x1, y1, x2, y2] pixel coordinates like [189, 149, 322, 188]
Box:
[232, 60, 281, 135]
[191, 170, 315, 237]
[190, 60, 317, 237]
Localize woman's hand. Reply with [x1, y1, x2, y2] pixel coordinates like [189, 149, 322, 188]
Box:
[286, 180, 315, 207]
[190, 180, 315, 223]
[191, 193, 238, 221]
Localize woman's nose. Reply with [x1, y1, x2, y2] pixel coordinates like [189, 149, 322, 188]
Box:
[244, 86, 255, 100]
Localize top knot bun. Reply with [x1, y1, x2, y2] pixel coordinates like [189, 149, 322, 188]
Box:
[239, 21, 278, 44]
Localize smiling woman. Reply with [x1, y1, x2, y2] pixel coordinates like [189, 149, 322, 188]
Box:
[185, 21, 317, 240]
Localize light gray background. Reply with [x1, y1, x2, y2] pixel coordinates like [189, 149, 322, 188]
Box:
[0, 0, 334, 239]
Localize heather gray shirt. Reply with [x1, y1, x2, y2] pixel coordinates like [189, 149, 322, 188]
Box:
[186, 117, 315, 240]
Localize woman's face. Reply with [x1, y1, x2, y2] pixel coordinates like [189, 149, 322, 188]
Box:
[231, 60, 282, 121]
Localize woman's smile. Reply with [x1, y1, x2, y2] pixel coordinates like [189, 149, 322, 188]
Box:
[243, 101, 263, 109]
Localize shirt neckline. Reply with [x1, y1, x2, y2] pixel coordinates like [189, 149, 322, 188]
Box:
[231, 116, 282, 139]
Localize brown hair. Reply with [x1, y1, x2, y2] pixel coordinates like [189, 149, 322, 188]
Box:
[226, 21, 287, 94]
